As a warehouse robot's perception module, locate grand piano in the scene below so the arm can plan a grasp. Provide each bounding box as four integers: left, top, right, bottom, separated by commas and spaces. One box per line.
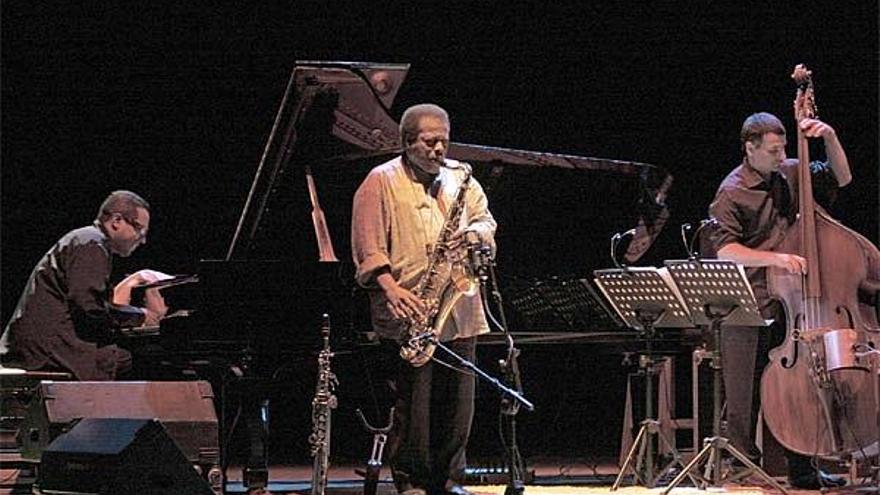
125, 61, 686, 486
128, 60, 679, 359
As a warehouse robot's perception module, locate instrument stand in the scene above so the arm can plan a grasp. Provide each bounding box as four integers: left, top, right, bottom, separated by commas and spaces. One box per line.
659, 259, 787, 494
355, 408, 394, 495
593, 266, 699, 490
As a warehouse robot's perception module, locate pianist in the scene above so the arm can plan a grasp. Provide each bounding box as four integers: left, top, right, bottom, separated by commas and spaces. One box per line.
1, 190, 167, 380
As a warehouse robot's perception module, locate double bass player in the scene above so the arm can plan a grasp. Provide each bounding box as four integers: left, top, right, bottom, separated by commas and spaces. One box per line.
707, 111, 851, 489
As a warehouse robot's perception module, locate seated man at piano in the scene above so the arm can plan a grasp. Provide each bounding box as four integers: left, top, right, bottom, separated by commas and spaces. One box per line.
1, 190, 168, 381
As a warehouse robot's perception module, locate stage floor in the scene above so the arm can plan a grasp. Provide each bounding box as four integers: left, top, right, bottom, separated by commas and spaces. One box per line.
2, 457, 872, 494
218, 459, 871, 495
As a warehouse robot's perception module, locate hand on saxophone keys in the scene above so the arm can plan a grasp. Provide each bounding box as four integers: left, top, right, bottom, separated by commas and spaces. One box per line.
446, 227, 485, 250
377, 271, 426, 320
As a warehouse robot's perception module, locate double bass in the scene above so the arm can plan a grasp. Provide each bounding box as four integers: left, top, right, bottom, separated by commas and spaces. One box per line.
760, 64, 879, 458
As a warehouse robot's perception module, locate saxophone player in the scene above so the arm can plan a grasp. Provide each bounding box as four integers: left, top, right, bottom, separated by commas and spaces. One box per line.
351, 103, 496, 495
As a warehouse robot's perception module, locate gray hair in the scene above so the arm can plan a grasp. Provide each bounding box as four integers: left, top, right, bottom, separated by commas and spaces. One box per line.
399, 103, 450, 147
96, 190, 150, 222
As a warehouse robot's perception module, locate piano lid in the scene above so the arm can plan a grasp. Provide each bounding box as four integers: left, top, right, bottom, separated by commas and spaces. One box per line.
291, 60, 660, 175
228, 60, 671, 261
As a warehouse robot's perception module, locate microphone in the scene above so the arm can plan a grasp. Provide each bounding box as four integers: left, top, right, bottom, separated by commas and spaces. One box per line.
610, 228, 637, 269
465, 231, 490, 280
682, 217, 719, 259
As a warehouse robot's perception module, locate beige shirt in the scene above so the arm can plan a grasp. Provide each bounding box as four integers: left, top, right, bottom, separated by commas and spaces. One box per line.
351, 156, 497, 341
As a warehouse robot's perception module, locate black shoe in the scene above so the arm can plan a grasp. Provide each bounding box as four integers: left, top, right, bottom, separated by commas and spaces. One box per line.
788, 469, 847, 490
396, 481, 428, 495
443, 482, 473, 495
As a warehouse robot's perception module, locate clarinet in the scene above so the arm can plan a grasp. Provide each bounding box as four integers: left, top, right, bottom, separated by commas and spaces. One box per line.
309, 314, 337, 495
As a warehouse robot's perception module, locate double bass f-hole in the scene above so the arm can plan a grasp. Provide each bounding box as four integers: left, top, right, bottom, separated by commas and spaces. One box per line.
781, 307, 856, 369
836, 305, 855, 328
780, 313, 804, 369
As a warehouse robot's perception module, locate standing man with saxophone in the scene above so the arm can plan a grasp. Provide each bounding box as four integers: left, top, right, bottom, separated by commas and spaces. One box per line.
352, 103, 496, 495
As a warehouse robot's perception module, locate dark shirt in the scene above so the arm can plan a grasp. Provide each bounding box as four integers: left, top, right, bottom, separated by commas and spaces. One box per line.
708, 158, 838, 311
0, 223, 145, 380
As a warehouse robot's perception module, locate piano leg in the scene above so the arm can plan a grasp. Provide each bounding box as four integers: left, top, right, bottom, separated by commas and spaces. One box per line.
243, 398, 270, 489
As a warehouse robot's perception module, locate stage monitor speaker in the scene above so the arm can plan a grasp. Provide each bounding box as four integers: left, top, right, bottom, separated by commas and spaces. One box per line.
18, 380, 218, 466
36, 417, 213, 495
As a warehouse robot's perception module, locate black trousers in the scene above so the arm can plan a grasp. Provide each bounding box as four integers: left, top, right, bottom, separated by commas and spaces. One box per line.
720, 325, 764, 457
380, 337, 477, 492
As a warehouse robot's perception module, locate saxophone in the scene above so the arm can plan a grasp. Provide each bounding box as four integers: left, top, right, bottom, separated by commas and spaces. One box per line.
400, 165, 480, 367
309, 314, 337, 495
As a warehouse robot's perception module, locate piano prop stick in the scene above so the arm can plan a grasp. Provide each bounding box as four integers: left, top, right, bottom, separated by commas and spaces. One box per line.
305, 164, 339, 262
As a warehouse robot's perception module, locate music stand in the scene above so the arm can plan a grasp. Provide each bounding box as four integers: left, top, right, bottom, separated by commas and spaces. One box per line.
659, 259, 788, 494
594, 267, 699, 489
507, 276, 622, 332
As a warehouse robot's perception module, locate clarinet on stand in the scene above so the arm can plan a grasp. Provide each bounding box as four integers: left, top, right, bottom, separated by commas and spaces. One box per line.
309, 314, 338, 495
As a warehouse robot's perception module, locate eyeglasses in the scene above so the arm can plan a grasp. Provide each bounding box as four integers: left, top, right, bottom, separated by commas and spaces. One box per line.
117, 214, 148, 238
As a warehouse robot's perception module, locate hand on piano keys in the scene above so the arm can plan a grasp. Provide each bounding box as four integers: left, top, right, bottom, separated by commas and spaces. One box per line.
117, 309, 194, 338
113, 269, 171, 324
142, 293, 167, 326
113, 269, 199, 326
113, 269, 175, 303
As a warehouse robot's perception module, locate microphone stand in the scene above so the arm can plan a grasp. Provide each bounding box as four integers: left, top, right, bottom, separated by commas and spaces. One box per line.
476, 243, 527, 495
410, 242, 533, 493
423, 330, 533, 414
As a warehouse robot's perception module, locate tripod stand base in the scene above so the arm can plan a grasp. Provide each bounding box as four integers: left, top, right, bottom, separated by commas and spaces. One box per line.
612, 420, 699, 490
661, 436, 788, 495
503, 480, 525, 495
854, 484, 880, 494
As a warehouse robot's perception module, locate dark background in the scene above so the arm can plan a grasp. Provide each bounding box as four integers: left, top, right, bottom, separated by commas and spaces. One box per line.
3, 2, 877, 466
